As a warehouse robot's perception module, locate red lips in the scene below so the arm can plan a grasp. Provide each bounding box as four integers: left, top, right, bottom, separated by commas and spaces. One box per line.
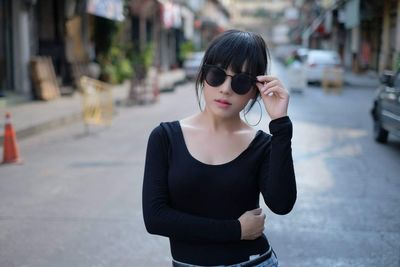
215, 99, 232, 105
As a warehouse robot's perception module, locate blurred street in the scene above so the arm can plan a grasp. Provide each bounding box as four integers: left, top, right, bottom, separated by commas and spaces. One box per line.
1, 0, 400, 266
1, 60, 399, 267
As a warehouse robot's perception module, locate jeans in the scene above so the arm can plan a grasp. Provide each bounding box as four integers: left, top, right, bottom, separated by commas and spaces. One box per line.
172, 249, 278, 267
246, 250, 278, 267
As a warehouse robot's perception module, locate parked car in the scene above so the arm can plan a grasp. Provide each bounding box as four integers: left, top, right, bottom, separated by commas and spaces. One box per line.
296, 47, 309, 62
304, 49, 343, 84
183, 51, 205, 80
371, 71, 400, 143
286, 54, 307, 93
273, 44, 301, 64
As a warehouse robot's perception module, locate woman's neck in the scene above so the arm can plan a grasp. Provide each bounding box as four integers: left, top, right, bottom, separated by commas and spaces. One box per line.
198, 108, 243, 133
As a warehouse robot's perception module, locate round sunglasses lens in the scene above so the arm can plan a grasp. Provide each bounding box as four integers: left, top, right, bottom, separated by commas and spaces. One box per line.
205, 67, 226, 87
232, 74, 253, 95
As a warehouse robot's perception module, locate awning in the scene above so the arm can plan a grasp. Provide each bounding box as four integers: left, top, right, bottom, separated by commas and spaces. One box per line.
159, 0, 182, 29
87, 0, 124, 22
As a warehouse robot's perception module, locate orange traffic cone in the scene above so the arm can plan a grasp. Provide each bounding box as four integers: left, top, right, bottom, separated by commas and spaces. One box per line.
2, 112, 22, 164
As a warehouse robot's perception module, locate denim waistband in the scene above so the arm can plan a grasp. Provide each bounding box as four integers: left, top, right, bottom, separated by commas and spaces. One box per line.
172, 246, 274, 267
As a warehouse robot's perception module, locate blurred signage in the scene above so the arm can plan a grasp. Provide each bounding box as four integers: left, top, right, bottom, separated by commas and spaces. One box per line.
285, 7, 299, 21
87, 0, 124, 22
344, 0, 359, 29
80, 76, 113, 126
161, 1, 181, 29
321, 0, 335, 9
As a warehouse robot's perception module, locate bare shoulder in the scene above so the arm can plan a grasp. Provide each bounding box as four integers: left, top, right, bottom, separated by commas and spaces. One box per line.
237, 123, 258, 139
179, 114, 202, 130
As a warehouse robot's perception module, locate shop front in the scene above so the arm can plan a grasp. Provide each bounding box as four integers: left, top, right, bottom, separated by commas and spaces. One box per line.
0, 0, 13, 97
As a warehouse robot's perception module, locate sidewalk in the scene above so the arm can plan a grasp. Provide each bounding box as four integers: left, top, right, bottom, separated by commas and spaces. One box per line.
343, 69, 380, 88
0, 69, 186, 144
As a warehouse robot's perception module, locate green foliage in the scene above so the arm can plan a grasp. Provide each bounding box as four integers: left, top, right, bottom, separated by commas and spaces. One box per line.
130, 42, 155, 81
97, 21, 134, 84
254, 8, 268, 18
95, 17, 157, 84
179, 41, 195, 62
118, 59, 133, 81
142, 42, 155, 70
395, 53, 400, 71
98, 45, 133, 84
100, 60, 114, 84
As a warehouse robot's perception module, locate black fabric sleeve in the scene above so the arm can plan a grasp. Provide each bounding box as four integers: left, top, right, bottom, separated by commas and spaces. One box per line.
142, 125, 242, 242
258, 116, 297, 215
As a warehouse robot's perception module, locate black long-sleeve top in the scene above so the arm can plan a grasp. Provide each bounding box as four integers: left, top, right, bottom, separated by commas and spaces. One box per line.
142, 116, 296, 266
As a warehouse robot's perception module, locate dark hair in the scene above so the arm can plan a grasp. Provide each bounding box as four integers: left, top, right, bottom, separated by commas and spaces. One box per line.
195, 30, 270, 113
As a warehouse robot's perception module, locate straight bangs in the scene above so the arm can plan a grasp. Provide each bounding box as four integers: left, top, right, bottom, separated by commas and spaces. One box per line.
206, 35, 266, 76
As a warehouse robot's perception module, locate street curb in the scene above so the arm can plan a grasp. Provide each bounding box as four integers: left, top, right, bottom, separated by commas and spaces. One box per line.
343, 81, 379, 89
0, 112, 82, 147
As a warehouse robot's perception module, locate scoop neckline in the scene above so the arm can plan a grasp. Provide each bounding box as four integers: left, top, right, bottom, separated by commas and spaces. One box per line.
175, 120, 262, 167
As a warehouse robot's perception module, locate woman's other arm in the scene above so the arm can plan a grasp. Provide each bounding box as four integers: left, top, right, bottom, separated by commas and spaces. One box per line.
258, 116, 297, 215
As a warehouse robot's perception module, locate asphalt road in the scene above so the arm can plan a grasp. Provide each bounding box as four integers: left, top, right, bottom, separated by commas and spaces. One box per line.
1, 63, 399, 267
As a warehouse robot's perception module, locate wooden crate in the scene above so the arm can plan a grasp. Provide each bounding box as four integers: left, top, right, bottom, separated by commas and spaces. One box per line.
322, 67, 343, 94
79, 76, 113, 126
30, 56, 60, 100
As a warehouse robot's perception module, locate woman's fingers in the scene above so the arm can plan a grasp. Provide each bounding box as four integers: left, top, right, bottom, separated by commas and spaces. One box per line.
238, 208, 266, 240
263, 86, 288, 98
256, 76, 277, 90
250, 208, 262, 215
265, 79, 280, 88
257, 76, 287, 95
257, 75, 277, 83
251, 224, 265, 240
261, 80, 280, 92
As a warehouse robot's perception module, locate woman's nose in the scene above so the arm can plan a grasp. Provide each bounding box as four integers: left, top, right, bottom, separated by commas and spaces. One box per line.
219, 77, 232, 94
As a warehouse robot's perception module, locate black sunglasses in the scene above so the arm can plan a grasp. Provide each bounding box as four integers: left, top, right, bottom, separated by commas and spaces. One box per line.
203, 64, 262, 95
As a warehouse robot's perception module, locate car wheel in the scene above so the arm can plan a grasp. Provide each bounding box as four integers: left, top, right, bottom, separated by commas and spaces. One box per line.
373, 119, 389, 143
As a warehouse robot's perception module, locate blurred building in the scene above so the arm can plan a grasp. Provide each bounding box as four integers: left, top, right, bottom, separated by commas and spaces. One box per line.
185, 0, 230, 49
0, 0, 46, 98
221, 0, 292, 45
0, 0, 193, 99
0, 0, 234, 99
0, 0, 114, 98
0, 0, 13, 98
296, 0, 400, 73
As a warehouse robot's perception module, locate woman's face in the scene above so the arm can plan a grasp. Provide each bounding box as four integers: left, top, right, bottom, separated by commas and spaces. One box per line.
202, 66, 257, 119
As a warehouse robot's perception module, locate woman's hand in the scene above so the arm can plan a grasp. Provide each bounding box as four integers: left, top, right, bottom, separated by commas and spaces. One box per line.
238, 208, 266, 240
256, 76, 289, 120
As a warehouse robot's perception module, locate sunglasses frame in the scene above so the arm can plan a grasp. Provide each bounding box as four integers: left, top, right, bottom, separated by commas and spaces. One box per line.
202, 64, 263, 95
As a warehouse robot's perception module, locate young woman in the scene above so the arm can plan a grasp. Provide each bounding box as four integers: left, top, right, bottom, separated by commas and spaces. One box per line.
142, 30, 296, 267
